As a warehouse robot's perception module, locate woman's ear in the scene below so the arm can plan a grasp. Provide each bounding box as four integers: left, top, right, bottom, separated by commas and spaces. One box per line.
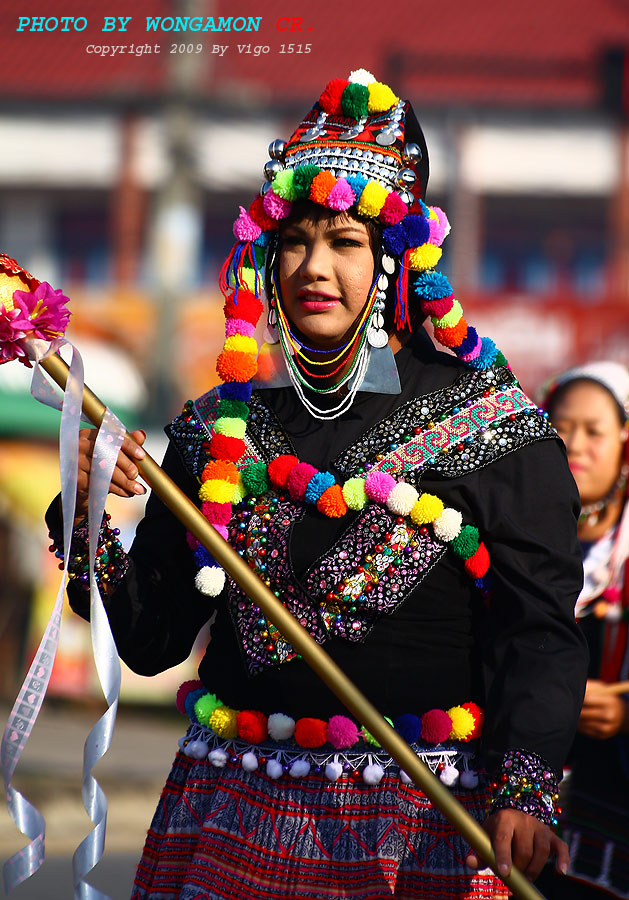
621, 425, 629, 443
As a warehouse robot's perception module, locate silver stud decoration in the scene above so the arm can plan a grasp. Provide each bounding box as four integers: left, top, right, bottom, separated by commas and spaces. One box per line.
264, 159, 283, 182
268, 139, 287, 161
343, 116, 368, 140
300, 111, 328, 143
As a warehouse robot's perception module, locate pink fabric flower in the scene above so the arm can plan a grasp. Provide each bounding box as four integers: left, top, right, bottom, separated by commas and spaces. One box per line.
233, 205, 262, 242
12, 282, 71, 341
327, 715, 360, 749
263, 189, 292, 221
428, 207, 450, 246
0, 304, 29, 365
326, 178, 355, 211
364, 470, 396, 503
379, 192, 407, 225
225, 317, 255, 338
420, 294, 455, 319
420, 709, 453, 744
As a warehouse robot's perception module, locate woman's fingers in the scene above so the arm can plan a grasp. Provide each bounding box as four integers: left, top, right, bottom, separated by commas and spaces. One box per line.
76, 427, 148, 516
466, 809, 567, 882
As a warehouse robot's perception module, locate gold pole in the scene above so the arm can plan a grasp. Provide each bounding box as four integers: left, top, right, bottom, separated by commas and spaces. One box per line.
40, 349, 546, 900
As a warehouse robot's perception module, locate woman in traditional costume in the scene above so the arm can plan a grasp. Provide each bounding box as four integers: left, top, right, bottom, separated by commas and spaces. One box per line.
538, 362, 629, 899
48, 70, 587, 899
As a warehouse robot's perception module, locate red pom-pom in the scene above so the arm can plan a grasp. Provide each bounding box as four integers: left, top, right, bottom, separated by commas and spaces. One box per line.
461, 702, 484, 740
420, 709, 453, 744
175, 680, 204, 716
464, 542, 490, 578
319, 78, 348, 115
223, 290, 264, 325
316, 484, 348, 517
202, 459, 239, 484
249, 195, 277, 231
287, 462, 318, 501
268, 454, 299, 488
295, 717, 328, 748
237, 709, 268, 743
209, 433, 246, 462
201, 501, 232, 525
379, 192, 407, 225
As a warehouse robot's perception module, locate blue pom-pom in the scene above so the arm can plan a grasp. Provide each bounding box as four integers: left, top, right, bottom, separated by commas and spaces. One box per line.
413, 270, 453, 301
219, 382, 253, 402
467, 337, 498, 370
393, 713, 422, 744
304, 471, 335, 504
184, 688, 206, 722
345, 173, 368, 201
254, 231, 272, 248
457, 327, 478, 356
382, 224, 406, 256
403, 215, 430, 248
193, 546, 214, 567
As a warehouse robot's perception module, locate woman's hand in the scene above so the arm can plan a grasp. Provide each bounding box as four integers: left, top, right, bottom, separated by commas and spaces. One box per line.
466, 808, 569, 882
578, 679, 629, 739
75, 427, 147, 525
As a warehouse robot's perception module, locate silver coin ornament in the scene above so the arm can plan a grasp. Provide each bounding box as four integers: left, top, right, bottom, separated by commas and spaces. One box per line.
381, 254, 396, 275
268, 139, 287, 161
376, 130, 396, 146
264, 159, 283, 181
403, 142, 422, 164
368, 326, 389, 348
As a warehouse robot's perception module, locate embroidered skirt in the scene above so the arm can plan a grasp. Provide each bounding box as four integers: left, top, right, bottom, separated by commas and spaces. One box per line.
130, 729, 508, 900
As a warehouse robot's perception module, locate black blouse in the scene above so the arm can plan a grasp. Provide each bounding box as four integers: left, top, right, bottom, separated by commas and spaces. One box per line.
62, 330, 588, 775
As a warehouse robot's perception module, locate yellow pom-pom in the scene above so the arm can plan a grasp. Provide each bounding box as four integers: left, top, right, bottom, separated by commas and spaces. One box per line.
213, 416, 247, 439
209, 705, 238, 738
231, 475, 246, 504
229, 265, 259, 293
342, 477, 368, 510
367, 82, 399, 113
410, 493, 444, 525
224, 334, 258, 356
199, 479, 236, 504
447, 706, 476, 741
357, 181, 389, 217
432, 300, 463, 329
407, 244, 442, 272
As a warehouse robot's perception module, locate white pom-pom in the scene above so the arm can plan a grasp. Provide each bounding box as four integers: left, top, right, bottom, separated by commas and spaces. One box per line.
386, 482, 419, 516
195, 565, 226, 596
266, 758, 283, 780
325, 761, 343, 782
268, 713, 296, 741
289, 758, 311, 778
460, 769, 479, 789
185, 740, 209, 759
363, 763, 385, 785
400, 769, 413, 785
433, 508, 463, 542
439, 764, 460, 787
349, 68, 376, 85
242, 751, 258, 772
209, 748, 228, 767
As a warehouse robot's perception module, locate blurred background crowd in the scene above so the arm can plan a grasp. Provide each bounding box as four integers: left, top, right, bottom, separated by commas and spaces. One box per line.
0, 0, 628, 756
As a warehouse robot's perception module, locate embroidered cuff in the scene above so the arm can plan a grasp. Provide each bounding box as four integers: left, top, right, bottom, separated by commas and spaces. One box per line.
489, 748, 560, 826
48, 512, 129, 592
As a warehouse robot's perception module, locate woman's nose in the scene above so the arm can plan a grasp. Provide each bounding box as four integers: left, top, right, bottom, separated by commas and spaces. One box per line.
299, 240, 331, 281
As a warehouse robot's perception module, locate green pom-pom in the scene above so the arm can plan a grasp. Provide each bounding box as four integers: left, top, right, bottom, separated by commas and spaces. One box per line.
450, 524, 480, 559
273, 169, 298, 201
362, 716, 393, 747
341, 83, 369, 119
241, 461, 270, 495
194, 692, 222, 725
293, 165, 319, 198
218, 399, 249, 421
495, 350, 508, 368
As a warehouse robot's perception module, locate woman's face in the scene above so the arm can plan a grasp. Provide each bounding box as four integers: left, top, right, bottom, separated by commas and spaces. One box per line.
550, 380, 627, 505
278, 211, 375, 350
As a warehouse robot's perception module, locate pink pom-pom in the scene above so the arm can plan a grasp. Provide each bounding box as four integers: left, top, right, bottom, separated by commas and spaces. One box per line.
213, 524, 229, 540
263, 189, 292, 221
175, 680, 203, 715
201, 501, 232, 525
420, 709, 453, 744
186, 531, 200, 550
287, 462, 319, 501
421, 294, 455, 319
460, 337, 482, 362
233, 205, 262, 242
326, 177, 355, 211
379, 192, 407, 225
364, 470, 396, 503
225, 317, 255, 338
327, 715, 360, 750
428, 207, 450, 246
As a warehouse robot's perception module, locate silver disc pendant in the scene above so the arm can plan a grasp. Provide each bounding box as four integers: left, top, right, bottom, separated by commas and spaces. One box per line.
376, 130, 396, 146
368, 327, 388, 348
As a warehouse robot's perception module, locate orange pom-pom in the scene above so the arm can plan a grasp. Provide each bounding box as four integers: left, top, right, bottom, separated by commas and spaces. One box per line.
461, 702, 484, 740
209, 434, 245, 462
316, 484, 348, 518
295, 717, 328, 748
267, 454, 299, 488
310, 170, 337, 205
216, 350, 258, 383
434, 318, 468, 348
319, 78, 348, 115
464, 542, 490, 578
249, 195, 277, 231
223, 290, 264, 325
236, 709, 268, 743
202, 459, 239, 484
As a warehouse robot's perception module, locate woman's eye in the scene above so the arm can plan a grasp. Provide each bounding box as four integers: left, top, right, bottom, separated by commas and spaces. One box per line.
334, 238, 362, 248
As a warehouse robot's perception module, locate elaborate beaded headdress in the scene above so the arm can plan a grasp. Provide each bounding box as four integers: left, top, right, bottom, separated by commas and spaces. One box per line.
188, 70, 507, 597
